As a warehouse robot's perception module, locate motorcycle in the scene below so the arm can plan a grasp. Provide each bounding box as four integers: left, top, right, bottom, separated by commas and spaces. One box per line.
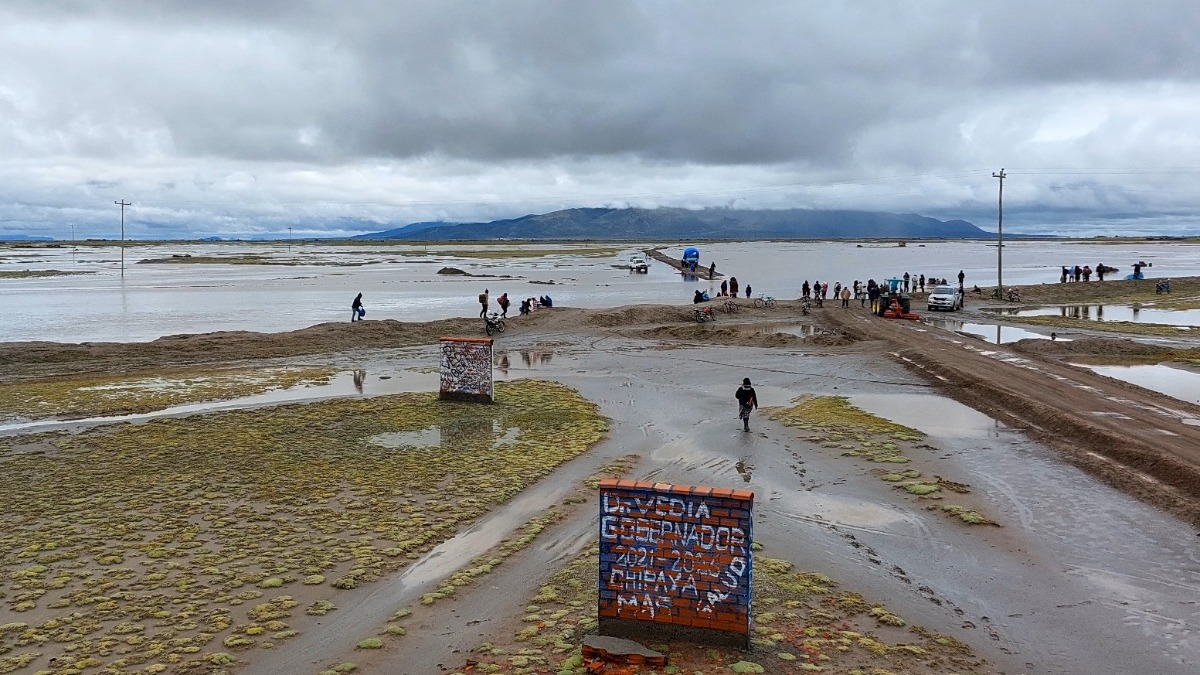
692, 307, 716, 323
484, 312, 506, 335
800, 297, 811, 315
1156, 279, 1171, 294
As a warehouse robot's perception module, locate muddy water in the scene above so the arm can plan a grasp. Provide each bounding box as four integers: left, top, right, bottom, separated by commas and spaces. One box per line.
517, 336, 1200, 675
48, 330, 1199, 674
1077, 363, 1200, 406
927, 317, 1064, 344
998, 304, 1200, 327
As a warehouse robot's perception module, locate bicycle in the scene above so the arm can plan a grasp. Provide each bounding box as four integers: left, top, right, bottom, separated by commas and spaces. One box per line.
720, 299, 740, 313
753, 294, 777, 309
484, 312, 506, 335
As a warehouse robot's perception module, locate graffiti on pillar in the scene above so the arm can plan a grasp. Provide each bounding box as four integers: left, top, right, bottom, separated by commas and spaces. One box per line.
598, 479, 754, 639
439, 337, 494, 403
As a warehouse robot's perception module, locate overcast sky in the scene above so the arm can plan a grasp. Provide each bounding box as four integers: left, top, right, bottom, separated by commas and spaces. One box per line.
3, 0, 1200, 239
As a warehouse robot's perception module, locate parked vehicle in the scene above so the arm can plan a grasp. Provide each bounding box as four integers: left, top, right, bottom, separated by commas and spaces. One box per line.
1156, 279, 1171, 294
692, 306, 716, 322
628, 254, 649, 273
484, 312, 506, 335
927, 285, 964, 311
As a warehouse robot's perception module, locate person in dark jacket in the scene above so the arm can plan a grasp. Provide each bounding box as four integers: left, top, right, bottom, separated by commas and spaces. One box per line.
735, 377, 758, 432
351, 293, 363, 322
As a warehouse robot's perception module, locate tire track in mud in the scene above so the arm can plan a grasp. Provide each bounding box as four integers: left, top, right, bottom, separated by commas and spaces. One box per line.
825, 309, 1200, 527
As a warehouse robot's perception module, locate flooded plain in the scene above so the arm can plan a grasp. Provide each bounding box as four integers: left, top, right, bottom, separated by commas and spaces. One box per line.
5, 238, 1200, 342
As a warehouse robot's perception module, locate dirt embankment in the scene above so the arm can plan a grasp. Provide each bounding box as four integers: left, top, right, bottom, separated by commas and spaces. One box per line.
0, 318, 479, 382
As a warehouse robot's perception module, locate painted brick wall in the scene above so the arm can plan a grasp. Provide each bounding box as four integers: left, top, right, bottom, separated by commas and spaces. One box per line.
598, 479, 754, 639
439, 337, 494, 403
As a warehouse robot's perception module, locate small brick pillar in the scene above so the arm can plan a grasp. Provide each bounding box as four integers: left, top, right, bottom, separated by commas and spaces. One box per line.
438, 337, 494, 403
597, 479, 754, 648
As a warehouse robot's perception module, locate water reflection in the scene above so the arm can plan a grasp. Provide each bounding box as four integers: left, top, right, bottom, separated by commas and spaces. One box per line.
996, 304, 1200, 327
1075, 363, 1200, 405
928, 318, 1064, 344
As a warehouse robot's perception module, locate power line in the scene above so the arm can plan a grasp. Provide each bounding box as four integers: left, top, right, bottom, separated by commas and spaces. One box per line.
114, 199, 131, 276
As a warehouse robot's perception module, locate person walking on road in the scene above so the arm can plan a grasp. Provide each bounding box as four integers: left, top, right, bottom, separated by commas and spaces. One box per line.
735, 377, 758, 432
478, 289, 490, 318
351, 293, 363, 322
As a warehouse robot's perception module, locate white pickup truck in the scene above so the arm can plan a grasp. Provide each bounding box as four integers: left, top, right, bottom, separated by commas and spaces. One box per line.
927, 285, 963, 311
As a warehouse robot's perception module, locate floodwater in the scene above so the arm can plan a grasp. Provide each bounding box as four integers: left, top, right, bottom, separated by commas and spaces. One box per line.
4, 238, 1199, 342
926, 317, 1064, 343
1077, 362, 1200, 405
996, 304, 1200, 328
0, 368, 442, 436
849, 392, 1004, 437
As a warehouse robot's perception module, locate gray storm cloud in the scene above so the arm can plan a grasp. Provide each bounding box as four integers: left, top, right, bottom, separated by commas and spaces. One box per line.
1, 0, 1199, 238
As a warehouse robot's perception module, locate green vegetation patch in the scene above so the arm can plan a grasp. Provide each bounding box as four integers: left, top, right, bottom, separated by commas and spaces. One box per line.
768, 396, 922, 441
0, 379, 606, 671
451, 549, 987, 674
0, 269, 95, 279
0, 366, 337, 421
768, 396, 923, 463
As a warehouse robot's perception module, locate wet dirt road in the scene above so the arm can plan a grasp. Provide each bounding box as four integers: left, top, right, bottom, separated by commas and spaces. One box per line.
823, 306, 1200, 525
259, 322, 1200, 675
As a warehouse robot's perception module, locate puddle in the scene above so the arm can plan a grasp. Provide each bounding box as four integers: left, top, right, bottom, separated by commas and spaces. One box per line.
753, 324, 826, 338
1074, 363, 1200, 405
848, 393, 1002, 438
993, 304, 1200, 328
0, 369, 442, 436
928, 318, 1065, 344
495, 349, 556, 370
735, 459, 753, 483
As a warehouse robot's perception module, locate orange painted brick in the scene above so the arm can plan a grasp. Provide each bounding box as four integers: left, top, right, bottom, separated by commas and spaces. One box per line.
599, 478, 619, 489
709, 487, 734, 498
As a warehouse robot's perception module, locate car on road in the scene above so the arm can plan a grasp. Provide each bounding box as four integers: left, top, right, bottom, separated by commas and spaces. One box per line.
927, 285, 963, 311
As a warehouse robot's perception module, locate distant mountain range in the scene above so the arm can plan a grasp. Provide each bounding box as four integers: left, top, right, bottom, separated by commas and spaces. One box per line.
354, 207, 991, 241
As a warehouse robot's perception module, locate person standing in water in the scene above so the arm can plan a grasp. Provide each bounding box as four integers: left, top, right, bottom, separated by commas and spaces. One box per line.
735, 377, 758, 432
351, 293, 363, 322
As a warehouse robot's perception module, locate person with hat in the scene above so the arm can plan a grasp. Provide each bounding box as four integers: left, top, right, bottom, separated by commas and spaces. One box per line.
735, 377, 758, 432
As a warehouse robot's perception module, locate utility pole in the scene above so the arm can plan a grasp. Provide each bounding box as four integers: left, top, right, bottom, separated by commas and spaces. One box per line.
114, 200, 131, 276
992, 169, 1006, 298
288, 227, 293, 253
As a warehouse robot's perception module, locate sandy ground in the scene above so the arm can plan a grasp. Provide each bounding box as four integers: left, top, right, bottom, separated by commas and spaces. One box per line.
3, 283, 1200, 674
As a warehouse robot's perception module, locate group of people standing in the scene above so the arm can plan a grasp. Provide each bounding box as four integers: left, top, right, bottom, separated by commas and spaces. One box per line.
715, 275, 751, 299
1061, 263, 1117, 282
478, 289, 552, 318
